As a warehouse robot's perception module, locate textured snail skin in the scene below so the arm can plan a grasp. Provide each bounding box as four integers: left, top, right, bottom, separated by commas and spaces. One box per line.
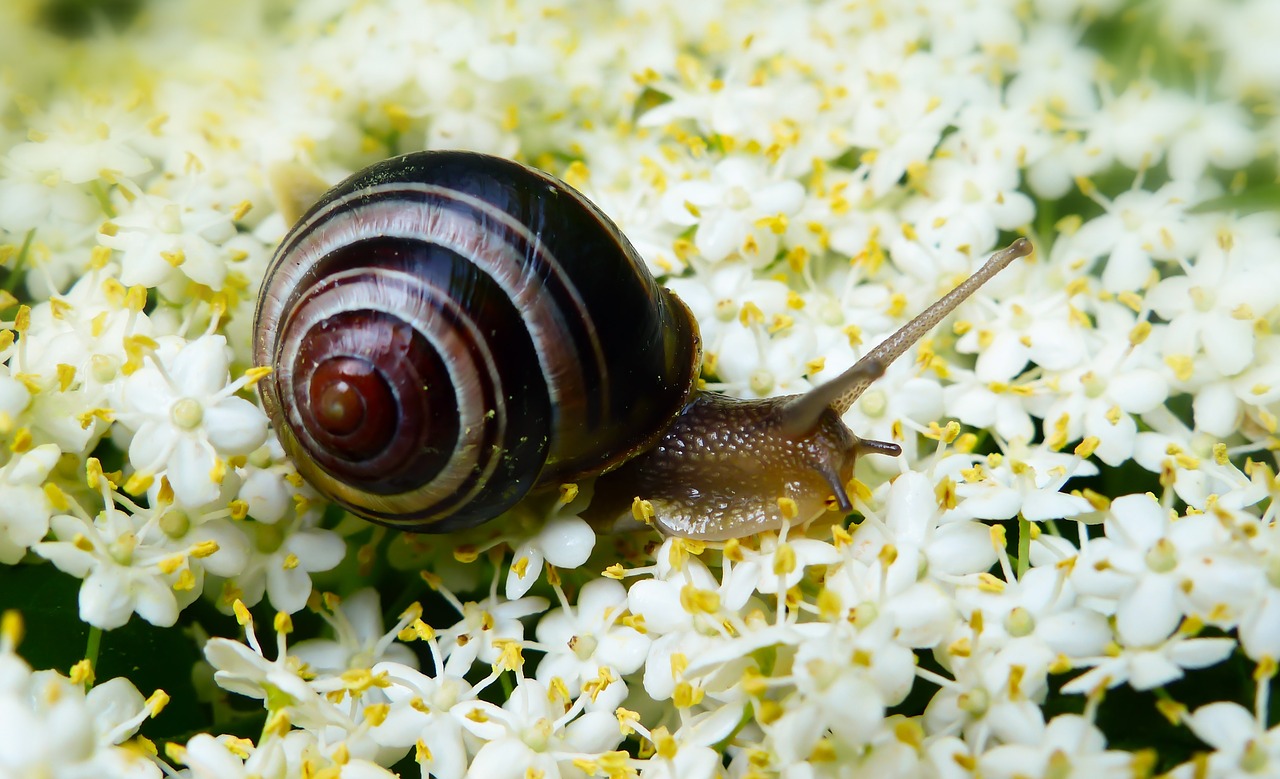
586, 395, 869, 540
585, 239, 1034, 540
254, 151, 699, 531
255, 149, 1032, 540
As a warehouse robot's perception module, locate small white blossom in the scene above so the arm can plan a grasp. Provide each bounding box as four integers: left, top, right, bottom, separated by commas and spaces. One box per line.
505, 502, 595, 599
99, 190, 239, 290
370, 660, 474, 779
0, 616, 165, 779
977, 714, 1136, 779
941, 451, 1096, 524
535, 578, 649, 702
458, 678, 622, 779
0, 443, 59, 564
660, 157, 804, 264
1062, 630, 1236, 694
1147, 236, 1280, 379
292, 588, 419, 675
1055, 180, 1206, 292
204, 605, 347, 732
436, 589, 549, 675
232, 514, 345, 614
118, 334, 268, 508
1073, 494, 1225, 646
35, 507, 181, 630
1168, 701, 1280, 779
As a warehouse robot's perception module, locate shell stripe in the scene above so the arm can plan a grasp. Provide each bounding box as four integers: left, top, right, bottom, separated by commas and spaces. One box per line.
276, 266, 509, 522
261, 181, 609, 452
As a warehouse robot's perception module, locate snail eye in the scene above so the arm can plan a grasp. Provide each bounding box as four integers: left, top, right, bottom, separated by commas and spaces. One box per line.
307, 356, 395, 459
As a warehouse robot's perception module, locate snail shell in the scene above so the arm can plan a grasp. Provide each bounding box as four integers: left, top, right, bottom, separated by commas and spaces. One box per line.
254, 151, 699, 531
255, 150, 1031, 539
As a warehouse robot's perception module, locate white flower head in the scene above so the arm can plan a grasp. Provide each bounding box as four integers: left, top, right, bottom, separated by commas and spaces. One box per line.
0, 443, 60, 564
118, 334, 267, 508
534, 578, 650, 701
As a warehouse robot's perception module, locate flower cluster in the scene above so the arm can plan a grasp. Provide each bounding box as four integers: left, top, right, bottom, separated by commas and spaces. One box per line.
2, 0, 1279, 776
0, 611, 168, 778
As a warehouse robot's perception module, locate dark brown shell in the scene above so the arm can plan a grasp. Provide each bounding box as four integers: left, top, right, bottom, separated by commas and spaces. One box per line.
254, 151, 701, 531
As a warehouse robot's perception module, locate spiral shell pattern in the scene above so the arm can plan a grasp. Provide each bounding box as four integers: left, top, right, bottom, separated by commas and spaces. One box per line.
254, 151, 700, 531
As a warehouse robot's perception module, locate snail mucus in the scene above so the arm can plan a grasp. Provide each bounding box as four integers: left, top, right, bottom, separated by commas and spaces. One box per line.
253, 151, 1031, 541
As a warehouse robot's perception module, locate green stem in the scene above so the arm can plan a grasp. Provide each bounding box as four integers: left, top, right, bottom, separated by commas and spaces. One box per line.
3, 229, 34, 297
89, 181, 116, 218
1016, 515, 1031, 580
83, 626, 102, 689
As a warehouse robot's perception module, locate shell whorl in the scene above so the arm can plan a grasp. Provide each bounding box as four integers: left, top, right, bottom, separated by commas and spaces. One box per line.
254, 152, 701, 531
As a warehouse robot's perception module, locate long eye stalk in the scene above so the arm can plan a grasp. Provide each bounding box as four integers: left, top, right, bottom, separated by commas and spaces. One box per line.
780, 238, 1032, 435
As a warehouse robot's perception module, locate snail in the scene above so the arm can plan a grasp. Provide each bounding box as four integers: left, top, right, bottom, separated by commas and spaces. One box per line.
254, 150, 1031, 541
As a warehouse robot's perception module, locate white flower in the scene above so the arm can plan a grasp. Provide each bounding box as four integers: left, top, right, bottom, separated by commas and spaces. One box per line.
843, 68, 957, 198
636, 713, 737, 779
505, 507, 596, 599
370, 661, 474, 779
1037, 331, 1169, 466
902, 156, 1035, 263
1054, 180, 1206, 292
1062, 630, 1236, 694
99, 190, 238, 289
237, 439, 306, 525
785, 620, 901, 746
852, 469, 999, 586
1082, 81, 1196, 176
232, 515, 345, 614
1147, 235, 1280, 379
534, 578, 650, 701
436, 590, 549, 675
660, 157, 804, 264
176, 729, 398, 779
667, 264, 817, 397
0, 149, 98, 234
1166, 98, 1258, 182
118, 334, 268, 508
0, 618, 163, 779
457, 678, 622, 779
638, 67, 809, 151
640, 743, 721, 779
292, 588, 419, 674
20, 262, 154, 383
7, 104, 151, 185
925, 640, 1049, 752
0, 443, 59, 564
941, 450, 1096, 524
1239, 524, 1280, 660
1130, 410, 1258, 509
953, 291, 1087, 383
174, 733, 277, 779
1072, 494, 1225, 646
954, 565, 1111, 673
977, 714, 1135, 779
1168, 701, 1280, 779
204, 606, 346, 732
719, 533, 838, 611
943, 367, 1039, 444
144, 502, 251, 613
35, 508, 180, 630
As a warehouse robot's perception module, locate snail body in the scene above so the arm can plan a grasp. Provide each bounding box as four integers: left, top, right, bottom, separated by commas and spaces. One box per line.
254, 150, 1030, 540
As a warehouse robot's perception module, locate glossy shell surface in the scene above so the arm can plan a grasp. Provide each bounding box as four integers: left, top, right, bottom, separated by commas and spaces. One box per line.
254, 151, 700, 531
